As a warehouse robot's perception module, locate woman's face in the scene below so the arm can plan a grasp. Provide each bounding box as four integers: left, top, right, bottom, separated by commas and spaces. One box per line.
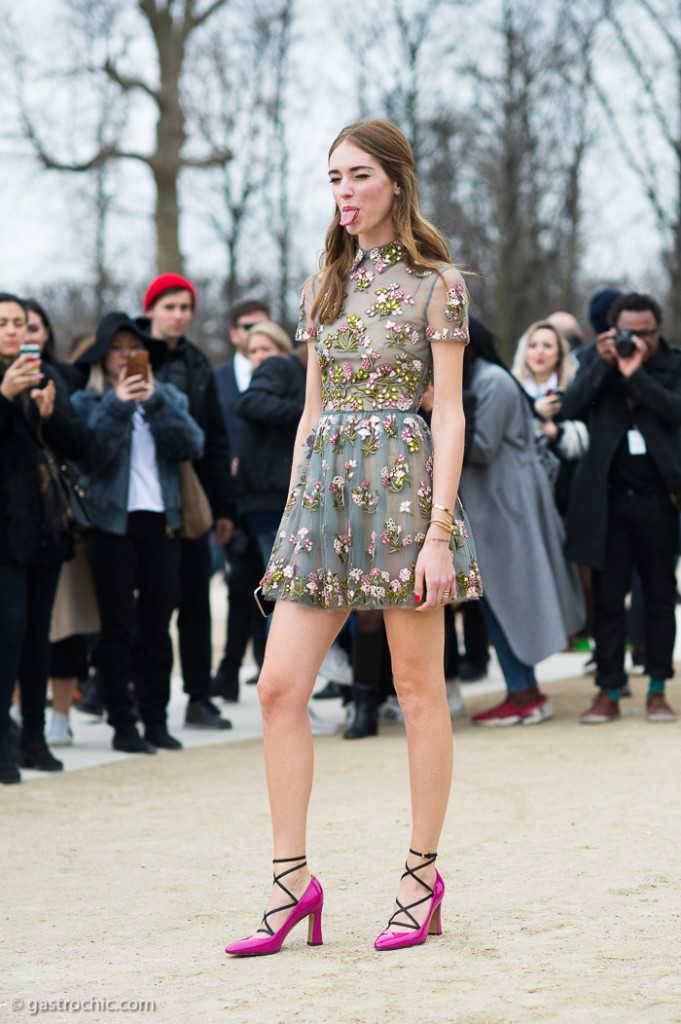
104, 330, 140, 380
526, 328, 560, 381
0, 302, 28, 357
328, 140, 399, 250
248, 333, 283, 370
26, 310, 50, 352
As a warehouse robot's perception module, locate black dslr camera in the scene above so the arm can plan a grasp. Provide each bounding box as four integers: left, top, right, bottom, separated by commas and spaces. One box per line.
614, 329, 637, 357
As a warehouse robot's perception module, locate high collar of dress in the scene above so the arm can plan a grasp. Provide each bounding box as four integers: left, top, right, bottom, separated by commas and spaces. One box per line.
351, 240, 405, 274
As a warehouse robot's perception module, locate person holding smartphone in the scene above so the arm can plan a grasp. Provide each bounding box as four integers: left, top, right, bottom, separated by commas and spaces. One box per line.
511, 320, 589, 515
0, 293, 89, 784
70, 313, 205, 753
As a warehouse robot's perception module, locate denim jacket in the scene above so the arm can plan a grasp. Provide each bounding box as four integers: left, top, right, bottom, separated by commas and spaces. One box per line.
70, 381, 204, 535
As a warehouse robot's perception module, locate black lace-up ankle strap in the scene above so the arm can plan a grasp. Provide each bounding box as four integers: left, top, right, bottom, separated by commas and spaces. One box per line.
257, 856, 307, 937
386, 849, 438, 932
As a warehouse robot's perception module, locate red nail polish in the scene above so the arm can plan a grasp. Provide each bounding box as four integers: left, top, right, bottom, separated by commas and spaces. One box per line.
415, 595, 420, 603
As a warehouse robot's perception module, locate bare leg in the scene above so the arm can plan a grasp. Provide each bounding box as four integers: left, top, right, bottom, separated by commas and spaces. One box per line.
250, 600, 349, 936
51, 677, 76, 716
382, 607, 452, 931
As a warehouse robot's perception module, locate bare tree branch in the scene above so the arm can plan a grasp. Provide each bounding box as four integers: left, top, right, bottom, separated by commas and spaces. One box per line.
589, 69, 671, 234
103, 58, 158, 100
181, 148, 232, 167
607, 7, 677, 150
189, 0, 231, 31
636, 0, 681, 63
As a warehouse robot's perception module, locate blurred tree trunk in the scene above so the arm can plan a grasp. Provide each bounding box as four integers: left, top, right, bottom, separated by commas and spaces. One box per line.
18, 0, 233, 274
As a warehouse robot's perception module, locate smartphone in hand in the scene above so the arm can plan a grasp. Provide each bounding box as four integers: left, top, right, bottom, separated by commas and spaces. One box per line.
124, 350, 150, 380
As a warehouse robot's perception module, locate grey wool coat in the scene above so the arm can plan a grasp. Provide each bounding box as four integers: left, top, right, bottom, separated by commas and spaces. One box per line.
459, 358, 585, 665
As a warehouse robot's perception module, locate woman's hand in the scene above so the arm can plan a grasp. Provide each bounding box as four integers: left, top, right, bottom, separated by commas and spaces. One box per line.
114, 366, 154, 404
540, 419, 559, 441
534, 393, 561, 421
0, 352, 43, 400
31, 379, 56, 419
413, 536, 457, 611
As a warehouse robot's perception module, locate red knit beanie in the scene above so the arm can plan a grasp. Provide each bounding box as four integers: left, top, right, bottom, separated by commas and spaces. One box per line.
143, 273, 197, 312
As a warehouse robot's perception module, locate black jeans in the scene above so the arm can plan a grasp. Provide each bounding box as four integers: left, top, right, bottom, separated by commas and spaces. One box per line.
0, 560, 61, 740
593, 489, 678, 690
176, 533, 213, 699
220, 530, 267, 682
90, 513, 180, 731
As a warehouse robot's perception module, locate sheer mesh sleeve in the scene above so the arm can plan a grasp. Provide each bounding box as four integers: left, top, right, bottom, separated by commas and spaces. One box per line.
295, 275, 323, 344
424, 267, 469, 344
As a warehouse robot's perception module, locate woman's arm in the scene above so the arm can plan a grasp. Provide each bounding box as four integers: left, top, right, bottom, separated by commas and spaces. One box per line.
414, 338, 466, 610
415, 267, 468, 610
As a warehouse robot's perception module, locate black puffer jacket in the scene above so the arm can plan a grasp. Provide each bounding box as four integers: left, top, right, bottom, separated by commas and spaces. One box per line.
0, 365, 89, 566
134, 320, 234, 520
235, 353, 306, 516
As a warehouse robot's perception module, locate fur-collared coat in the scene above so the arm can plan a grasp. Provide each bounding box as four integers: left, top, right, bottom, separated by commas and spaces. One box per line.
70, 381, 204, 536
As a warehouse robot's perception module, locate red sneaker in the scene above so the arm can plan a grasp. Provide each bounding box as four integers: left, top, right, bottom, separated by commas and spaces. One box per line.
472, 695, 553, 727
646, 692, 677, 722
579, 692, 620, 724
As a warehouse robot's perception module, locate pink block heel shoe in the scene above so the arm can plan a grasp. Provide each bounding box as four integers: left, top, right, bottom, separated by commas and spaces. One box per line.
374, 849, 445, 951
225, 855, 323, 956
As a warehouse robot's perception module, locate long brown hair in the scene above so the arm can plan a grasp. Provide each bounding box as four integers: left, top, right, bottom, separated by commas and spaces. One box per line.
311, 120, 452, 325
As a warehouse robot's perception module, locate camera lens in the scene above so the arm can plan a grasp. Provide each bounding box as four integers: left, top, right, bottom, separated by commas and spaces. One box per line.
614, 330, 636, 357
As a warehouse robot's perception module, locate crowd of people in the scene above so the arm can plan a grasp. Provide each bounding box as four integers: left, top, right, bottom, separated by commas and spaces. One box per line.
1, 232, 679, 788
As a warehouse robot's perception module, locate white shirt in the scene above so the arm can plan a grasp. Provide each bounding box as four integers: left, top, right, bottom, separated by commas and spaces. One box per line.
234, 351, 253, 393
127, 406, 165, 512
523, 371, 558, 399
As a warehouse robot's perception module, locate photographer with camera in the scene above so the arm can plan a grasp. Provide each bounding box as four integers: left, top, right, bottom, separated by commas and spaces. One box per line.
561, 293, 681, 724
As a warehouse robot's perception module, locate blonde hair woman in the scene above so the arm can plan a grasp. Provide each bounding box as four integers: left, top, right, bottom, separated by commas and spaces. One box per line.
512, 320, 588, 514
246, 321, 293, 368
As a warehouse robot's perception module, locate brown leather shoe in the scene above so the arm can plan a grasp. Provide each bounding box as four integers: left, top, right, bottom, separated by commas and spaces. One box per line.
579, 691, 620, 724
646, 692, 677, 722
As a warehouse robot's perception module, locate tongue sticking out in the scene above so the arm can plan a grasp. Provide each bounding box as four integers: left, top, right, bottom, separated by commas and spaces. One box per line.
340, 207, 359, 226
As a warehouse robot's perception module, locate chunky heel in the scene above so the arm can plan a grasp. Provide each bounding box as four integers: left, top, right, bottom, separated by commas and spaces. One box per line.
374, 849, 445, 951
428, 900, 443, 936
226, 855, 324, 957
307, 905, 324, 946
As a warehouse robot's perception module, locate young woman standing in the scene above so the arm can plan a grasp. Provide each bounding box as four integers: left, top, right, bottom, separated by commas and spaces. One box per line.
225, 120, 482, 956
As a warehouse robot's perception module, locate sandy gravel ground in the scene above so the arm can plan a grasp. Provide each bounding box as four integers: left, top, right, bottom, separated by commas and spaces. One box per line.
3, 667, 681, 1024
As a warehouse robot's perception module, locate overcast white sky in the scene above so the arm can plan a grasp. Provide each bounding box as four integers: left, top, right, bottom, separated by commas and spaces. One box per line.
0, 0, 672, 315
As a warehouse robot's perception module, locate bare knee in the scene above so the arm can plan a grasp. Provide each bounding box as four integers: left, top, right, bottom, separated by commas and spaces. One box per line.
393, 669, 446, 723
257, 670, 309, 720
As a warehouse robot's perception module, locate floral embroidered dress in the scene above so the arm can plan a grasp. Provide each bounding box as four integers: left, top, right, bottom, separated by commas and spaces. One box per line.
261, 241, 483, 610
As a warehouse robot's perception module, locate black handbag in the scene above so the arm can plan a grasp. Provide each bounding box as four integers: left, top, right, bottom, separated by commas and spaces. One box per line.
56, 457, 93, 534
37, 446, 93, 535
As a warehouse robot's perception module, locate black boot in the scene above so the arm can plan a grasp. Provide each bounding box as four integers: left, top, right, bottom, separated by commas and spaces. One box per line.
17, 733, 63, 772
0, 738, 20, 785
344, 630, 384, 740
344, 683, 378, 739
75, 673, 104, 716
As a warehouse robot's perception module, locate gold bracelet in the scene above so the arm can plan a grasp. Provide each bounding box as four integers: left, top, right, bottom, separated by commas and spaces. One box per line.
432, 503, 454, 518
428, 519, 454, 534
